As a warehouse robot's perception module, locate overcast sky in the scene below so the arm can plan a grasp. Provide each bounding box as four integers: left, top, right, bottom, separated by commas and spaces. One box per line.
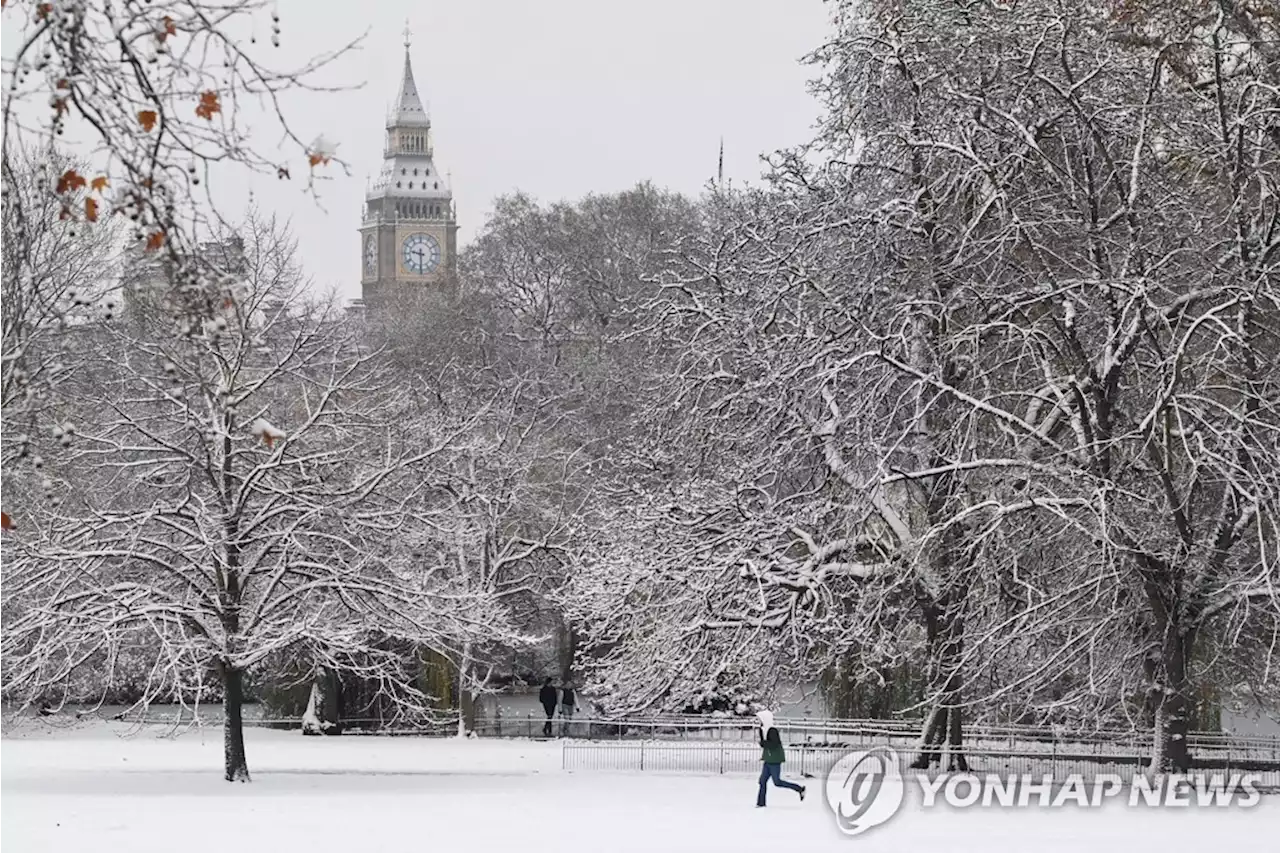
4, 0, 832, 303
252, 0, 829, 300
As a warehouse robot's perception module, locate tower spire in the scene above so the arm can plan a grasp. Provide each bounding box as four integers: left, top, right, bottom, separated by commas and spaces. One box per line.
718, 137, 724, 185
390, 21, 428, 127
361, 26, 458, 303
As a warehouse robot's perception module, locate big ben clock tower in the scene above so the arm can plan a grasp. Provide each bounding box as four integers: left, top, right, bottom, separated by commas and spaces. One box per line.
359, 24, 458, 303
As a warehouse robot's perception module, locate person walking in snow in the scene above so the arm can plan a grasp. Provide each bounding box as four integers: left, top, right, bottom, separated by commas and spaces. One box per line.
539, 677, 557, 738
755, 709, 805, 807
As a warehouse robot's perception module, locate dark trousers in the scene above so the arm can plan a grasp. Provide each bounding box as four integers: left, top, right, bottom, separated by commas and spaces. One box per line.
757, 762, 802, 806
542, 706, 555, 737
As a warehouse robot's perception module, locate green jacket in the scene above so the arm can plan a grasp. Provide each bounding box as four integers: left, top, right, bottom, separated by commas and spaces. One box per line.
760, 727, 785, 764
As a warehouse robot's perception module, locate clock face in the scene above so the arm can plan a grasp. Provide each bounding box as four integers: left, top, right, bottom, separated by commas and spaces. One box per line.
363, 234, 376, 276
401, 232, 441, 275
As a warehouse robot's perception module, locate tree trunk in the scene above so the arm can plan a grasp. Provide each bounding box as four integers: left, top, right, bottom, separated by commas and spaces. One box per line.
1156, 627, 1195, 772
910, 602, 968, 771
913, 704, 947, 769
910, 701, 968, 771
222, 664, 250, 782
558, 622, 579, 683
457, 642, 475, 738
1138, 554, 1197, 774
1150, 702, 1166, 777
946, 693, 966, 769
1141, 645, 1159, 729
302, 680, 324, 735
301, 666, 342, 736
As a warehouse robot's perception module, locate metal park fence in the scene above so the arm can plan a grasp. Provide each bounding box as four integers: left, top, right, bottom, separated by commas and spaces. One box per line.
562, 741, 841, 776
471, 713, 1280, 762
80, 702, 1280, 764
560, 740, 1280, 790
28, 703, 1280, 785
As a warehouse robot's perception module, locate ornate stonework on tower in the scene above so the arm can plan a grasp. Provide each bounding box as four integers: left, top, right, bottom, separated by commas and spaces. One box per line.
359, 24, 458, 303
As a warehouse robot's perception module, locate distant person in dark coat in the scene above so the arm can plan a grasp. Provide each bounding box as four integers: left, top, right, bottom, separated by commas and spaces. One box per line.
755, 709, 805, 807
539, 678, 557, 737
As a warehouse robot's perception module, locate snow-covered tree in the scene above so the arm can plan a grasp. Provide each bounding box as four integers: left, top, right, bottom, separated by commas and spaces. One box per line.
361, 279, 597, 733
2, 0, 353, 279
562, 175, 989, 766
2, 144, 124, 498
568, 0, 1280, 776
452, 185, 706, 687
0, 216, 521, 780
813, 0, 1280, 771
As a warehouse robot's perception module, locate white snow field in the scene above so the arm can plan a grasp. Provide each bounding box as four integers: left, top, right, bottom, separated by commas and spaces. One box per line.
2, 722, 1277, 852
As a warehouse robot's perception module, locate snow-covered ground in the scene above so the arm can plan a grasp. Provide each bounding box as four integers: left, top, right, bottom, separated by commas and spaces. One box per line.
2, 722, 1276, 852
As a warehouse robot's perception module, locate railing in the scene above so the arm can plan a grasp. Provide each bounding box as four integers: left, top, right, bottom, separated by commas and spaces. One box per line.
360, 208, 454, 225
41, 703, 1280, 763
561, 741, 1280, 789
382, 145, 435, 159
467, 713, 1280, 760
